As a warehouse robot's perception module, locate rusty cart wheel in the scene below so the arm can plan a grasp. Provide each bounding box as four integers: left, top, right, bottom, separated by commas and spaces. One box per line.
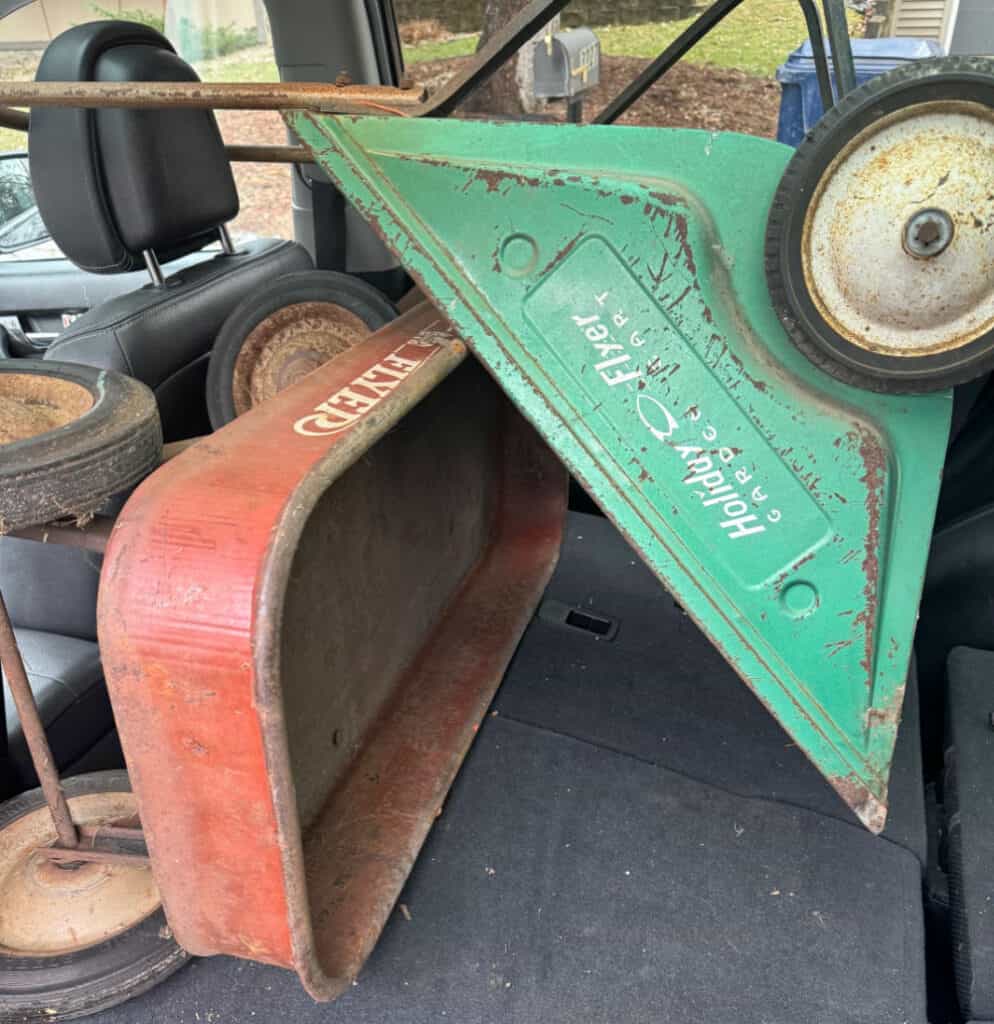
0, 361, 161, 533
766, 57, 994, 393
0, 771, 188, 1021
206, 269, 398, 427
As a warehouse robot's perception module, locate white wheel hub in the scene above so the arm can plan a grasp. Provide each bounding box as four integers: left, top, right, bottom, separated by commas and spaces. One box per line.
802, 100, 994, 356
0, 791, 160, 956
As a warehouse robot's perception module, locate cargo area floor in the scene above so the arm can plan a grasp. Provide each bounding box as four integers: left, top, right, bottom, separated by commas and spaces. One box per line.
92, 513, 928, 1024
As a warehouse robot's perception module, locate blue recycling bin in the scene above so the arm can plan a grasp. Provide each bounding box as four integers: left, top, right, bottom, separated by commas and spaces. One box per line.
776, 37, 945, 147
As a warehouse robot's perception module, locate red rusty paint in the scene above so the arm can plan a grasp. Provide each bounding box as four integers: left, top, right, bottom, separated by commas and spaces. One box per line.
471, 167, 543, 194
98, 303, 567, 997
828, 774, 887, 834
851, 425, 887, 681
537, 231, 586, 279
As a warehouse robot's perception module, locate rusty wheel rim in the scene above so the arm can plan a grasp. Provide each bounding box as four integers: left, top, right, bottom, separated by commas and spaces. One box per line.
801, 99, 994, 358
231, 301, 371, 416
0, 791, 160, 957
0, 374, 94, 445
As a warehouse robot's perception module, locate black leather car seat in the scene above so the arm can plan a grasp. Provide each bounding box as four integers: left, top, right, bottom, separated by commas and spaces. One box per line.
32, 20, 312, 440
2, 21, 311, 790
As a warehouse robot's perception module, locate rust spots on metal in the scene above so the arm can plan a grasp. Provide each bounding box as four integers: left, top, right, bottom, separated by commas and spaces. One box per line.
850, 425, 886, 679
648, 190, 686, 209
641, 201, 699, 281
722, 347, 771, 396
471, 167, 543, 194
866, 680, 906, 730
669, 214, 698, 278
829, 774, 887, 834
824, 638, 854, 658
537, 231, 586, 280
666, 285, 693, 312
0, 591, 79, 848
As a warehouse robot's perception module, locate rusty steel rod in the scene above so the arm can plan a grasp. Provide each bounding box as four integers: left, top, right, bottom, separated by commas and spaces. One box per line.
0, 105, 309, 163
0, 80, 424, 114
0, 591, 78, 848
9, 515, 115, 554
34, 820, 149, 867
78, 823, 144, 841
0, 0, 851, 134
224, 143, 311, 163
0, 104, 27, 130
0, 0, 563, 122
39, 846, 149, 867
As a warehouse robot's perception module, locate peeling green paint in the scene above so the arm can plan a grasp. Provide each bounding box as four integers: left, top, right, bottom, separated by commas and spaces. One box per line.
291, 112, 951, 831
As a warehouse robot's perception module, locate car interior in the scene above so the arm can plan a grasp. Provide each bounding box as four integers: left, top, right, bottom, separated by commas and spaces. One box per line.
1, 2, 994, 1023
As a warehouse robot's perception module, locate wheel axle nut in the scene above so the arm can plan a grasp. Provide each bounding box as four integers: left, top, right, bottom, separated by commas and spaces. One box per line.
903, 208, 954, 259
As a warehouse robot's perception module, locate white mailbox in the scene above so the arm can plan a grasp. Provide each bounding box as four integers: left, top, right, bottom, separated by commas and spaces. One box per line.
533, 27, 601, 100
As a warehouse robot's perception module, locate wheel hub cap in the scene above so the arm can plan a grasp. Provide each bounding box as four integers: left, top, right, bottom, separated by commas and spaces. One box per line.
0, 792, 160, 956
802, 100, 994, 356
232, 300, 369, 416
0, 375, 93, 445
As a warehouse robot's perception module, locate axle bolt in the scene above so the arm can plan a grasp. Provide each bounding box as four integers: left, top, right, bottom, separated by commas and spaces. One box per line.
903, 208, 954, 259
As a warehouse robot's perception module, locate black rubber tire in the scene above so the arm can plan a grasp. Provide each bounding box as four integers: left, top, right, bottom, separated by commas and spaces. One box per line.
0, 771, 189, 1022
766, 56, 994, 393
0, 361, 161, 532
206, 269, 398, 428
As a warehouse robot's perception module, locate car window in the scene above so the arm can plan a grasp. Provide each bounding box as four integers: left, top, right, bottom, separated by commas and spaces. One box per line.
0, 0, 289, 261
0, 154, 32, 218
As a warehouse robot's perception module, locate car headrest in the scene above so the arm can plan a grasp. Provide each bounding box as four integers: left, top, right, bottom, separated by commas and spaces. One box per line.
29, 21, 239, 275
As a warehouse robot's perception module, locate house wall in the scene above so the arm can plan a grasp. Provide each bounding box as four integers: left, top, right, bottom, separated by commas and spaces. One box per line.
886, 0, 951, 40
948, 0, 994, 54
884, 0, 993, 53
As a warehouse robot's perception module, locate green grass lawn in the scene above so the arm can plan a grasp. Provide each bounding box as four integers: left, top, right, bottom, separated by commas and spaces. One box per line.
194, 46, 278, 83
405, 0, 858, 78
0, 127, 22, 154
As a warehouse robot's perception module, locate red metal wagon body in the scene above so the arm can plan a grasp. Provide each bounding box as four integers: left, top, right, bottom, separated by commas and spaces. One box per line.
97, 303, 566, 997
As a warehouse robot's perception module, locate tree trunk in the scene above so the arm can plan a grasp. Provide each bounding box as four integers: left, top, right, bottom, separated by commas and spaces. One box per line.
461, 0, 557, 116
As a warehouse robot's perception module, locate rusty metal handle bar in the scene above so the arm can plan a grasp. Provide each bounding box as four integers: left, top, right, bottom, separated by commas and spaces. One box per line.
0, 0, 563, 122
0, 80, 424, 115
0, 104, 26, 130
0, 102, 310, 163
0, 590, 78, 848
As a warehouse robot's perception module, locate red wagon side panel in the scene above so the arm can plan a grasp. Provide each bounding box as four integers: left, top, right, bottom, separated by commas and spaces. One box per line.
98, 303, 566, 996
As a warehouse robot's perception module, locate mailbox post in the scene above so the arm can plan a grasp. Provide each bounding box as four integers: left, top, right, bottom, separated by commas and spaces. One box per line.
533, 27, 601, 123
